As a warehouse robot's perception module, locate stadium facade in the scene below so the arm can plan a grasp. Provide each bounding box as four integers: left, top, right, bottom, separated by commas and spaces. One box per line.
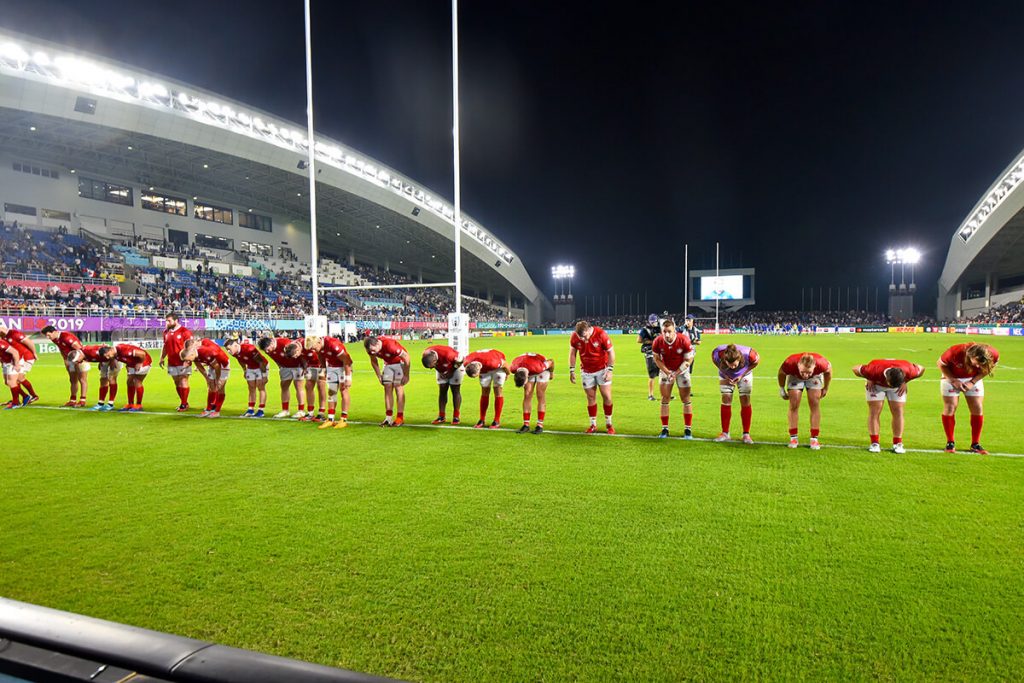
938, 148, 1024, 320
0, 30, 550, 323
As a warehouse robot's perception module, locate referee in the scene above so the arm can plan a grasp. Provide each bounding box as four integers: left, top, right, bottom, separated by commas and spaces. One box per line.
637, 314, 661, 400
682, 314, 703, 346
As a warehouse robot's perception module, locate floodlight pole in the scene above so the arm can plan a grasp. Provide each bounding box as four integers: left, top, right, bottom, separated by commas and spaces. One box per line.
303, 0, 320, 317
452, 0, 463, 315
683, 243, 688, 319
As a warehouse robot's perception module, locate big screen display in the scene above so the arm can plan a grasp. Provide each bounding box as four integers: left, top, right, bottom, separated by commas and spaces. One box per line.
700, 275, 743, 301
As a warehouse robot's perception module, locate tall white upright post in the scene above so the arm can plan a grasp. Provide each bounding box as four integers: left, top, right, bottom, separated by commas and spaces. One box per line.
303, 0, 320, 319
683, 243, 688, 319
715, 241, 720, 334
452, 0, 463, 315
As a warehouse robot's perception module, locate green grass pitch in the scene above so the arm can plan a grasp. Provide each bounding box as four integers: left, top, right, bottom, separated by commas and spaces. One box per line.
2, 332, 1023, 681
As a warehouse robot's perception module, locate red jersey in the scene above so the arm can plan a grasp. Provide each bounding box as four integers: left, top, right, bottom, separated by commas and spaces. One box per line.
231, 343, 267, 370
81, 345, 105, 363
0, 339, 21, 364
369, 336, 407, 365
511, 353, 549, 376
321, 338, 352, 368
4, 330, 35, 361
163, 325, 193, 367
780, 352, 831, 377
116, 344, 151, 368
940, 343, 1000, 378
570, 326, 613, 373
298, 340, 321, 369
264, 337, 303, 368
464, 349, 506, 373
652, 333, 694, 371
195, 339, 230, 368
426, 345, 460, 376
860, 359, 922, 387
54, 331, 82, 358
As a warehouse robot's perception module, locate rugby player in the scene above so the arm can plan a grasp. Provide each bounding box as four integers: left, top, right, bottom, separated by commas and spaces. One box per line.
511, 353, 554, 434
256, 335, 305, 418
304, 336, 353, 428
853, 358, 925, 453
711, 343, 760, 443
422, 345, 463, 424
0, 323, 38, 404
42, 326, 87, 406
159, 313, 193, 412
71, 344, 119, 411
0, 338, 26, 408
225, 338, 269, 417
651, 319, 695, 439
777, 352, 832, 450
100, 343, 152, 411
181, 338, 231, 418
364, 335, 410, 427
937, 343, 999, 454
463, 348, 512, 429
568, 320, 616, 434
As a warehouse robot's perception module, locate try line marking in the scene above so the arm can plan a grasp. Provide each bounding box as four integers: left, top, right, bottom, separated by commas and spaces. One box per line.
18, 405, 1024, 460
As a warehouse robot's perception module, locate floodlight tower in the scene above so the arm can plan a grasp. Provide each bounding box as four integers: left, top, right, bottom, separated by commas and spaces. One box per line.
885, 246, 920, 321
552, 264, 576, 325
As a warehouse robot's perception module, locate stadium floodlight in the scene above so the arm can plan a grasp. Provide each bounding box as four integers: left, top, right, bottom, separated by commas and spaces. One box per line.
902, 247, 921, 265
1, 42, 29, 63
885, 248, 896, 262
31, 51, 50, 66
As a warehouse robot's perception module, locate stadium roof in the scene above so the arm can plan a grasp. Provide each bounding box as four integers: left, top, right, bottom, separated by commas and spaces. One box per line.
939, 147, 1024, 295
0, 30, 542, 305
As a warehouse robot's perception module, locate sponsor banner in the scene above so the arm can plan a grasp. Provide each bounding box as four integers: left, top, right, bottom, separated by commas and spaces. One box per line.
1010, 328, 1024, 336
818, 327, 836, 334
922, 326, 947, 333
475, 321, 528, 330
856, 326, 888, 333
887, 326, 917, 333
992, 327, 1012, 336
1, 315, 206, 333
204, 318, 303, 331
37, 338, 162, 352
703, 328, 734, 334
837, 327, 857, 334
966, 327, 980, 334
2, 278, 120, 294
978, 327, 994, 335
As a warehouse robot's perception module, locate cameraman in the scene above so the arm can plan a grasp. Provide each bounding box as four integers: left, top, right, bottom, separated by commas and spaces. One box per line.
637, 313, 662, 400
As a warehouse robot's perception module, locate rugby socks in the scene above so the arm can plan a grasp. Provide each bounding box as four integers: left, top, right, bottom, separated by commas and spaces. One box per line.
741, 405, 752, 434
941, 414, 955, 441
127, 385, 137, 406
206, 391, 215, 411
108, 384, 117, 403
479, 395, 490, 422
135, 386, 144, 407
789, 427, 799, 437
870, 434, 880, 444
248, 401, 255, 410
10, 386, 21, 403
452, 408, 460, 421
494, 397, 504, 423
661, 413, 669, 427
214, 392, 225, 411
893, 436, 903, 445
537, 411, 545, 427
603, 402, 613, 425
588, 403, 598, 426
21, 379, 36, 397
810, 428, 820, 438
99, 385, 108, 402
523, 411, 530, 426
970, 415, 984, 444
720, 405, 732, 432
282, 401, 290, 411
684, 411, 693, 427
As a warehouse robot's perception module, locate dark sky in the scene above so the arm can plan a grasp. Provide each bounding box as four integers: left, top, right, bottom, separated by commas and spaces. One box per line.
4, 1, 1024, 313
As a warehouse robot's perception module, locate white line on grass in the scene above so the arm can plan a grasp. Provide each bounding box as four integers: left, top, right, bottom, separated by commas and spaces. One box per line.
21, 405, 1024, 460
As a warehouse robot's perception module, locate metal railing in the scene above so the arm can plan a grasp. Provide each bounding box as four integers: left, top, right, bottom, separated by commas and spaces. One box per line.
0, 271, 115, 286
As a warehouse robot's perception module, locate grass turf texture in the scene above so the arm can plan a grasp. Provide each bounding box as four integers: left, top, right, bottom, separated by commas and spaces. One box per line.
2, 332, 1023, 681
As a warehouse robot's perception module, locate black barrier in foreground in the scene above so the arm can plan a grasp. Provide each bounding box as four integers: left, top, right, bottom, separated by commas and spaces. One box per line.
0, 598, 401, 683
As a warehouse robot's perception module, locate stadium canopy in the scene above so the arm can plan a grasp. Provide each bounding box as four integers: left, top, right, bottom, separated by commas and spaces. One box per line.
937, 148, 1024, 320
0, 30, 548, 321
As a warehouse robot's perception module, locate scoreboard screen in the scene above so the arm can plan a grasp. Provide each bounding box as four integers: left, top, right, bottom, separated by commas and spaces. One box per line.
699, 275, 744, 301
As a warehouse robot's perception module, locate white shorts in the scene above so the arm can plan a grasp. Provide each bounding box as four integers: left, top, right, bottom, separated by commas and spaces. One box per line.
582, 367, 612, 389
204, 364, 230, 381
660, 369, 692, 389
437, 367, 466, 386
720, 373, 753, 395
941, 377, 985, 398
18, 359, 34, 374
479, 369, 507, 389
99, 361, 120, 380
278, 367, 304, 382
326, 366, 351, 389
381, 362, 405, 384
786, 374, 825, 391
244, 368, 268, 382
65, 358, 88, 373
866, 383, 907, 403
167, 364, 192, 377
2, 363, 16, 376
303, 367, 325, 381
526, 371, 551, 384
127, 364, 151, 376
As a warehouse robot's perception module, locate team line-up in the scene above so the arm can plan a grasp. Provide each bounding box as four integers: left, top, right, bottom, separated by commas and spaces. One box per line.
0, 314, 1000, 455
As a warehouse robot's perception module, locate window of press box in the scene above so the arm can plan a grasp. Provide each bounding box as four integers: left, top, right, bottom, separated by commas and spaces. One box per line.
194, 202, 233, 224
78, 177, 132, 206
195, 234, 234, 251
240, 241, 273, 257
142, 192, 187, 216
240, 211, 272, 232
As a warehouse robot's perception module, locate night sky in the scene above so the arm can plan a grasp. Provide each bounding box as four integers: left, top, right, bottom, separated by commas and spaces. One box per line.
4, 1, 1024, 313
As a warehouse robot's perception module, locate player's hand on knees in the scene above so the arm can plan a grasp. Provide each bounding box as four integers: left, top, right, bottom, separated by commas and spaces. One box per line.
820, 387, 828, 399
779, 387, 788, 400
897, 384, 908, 397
